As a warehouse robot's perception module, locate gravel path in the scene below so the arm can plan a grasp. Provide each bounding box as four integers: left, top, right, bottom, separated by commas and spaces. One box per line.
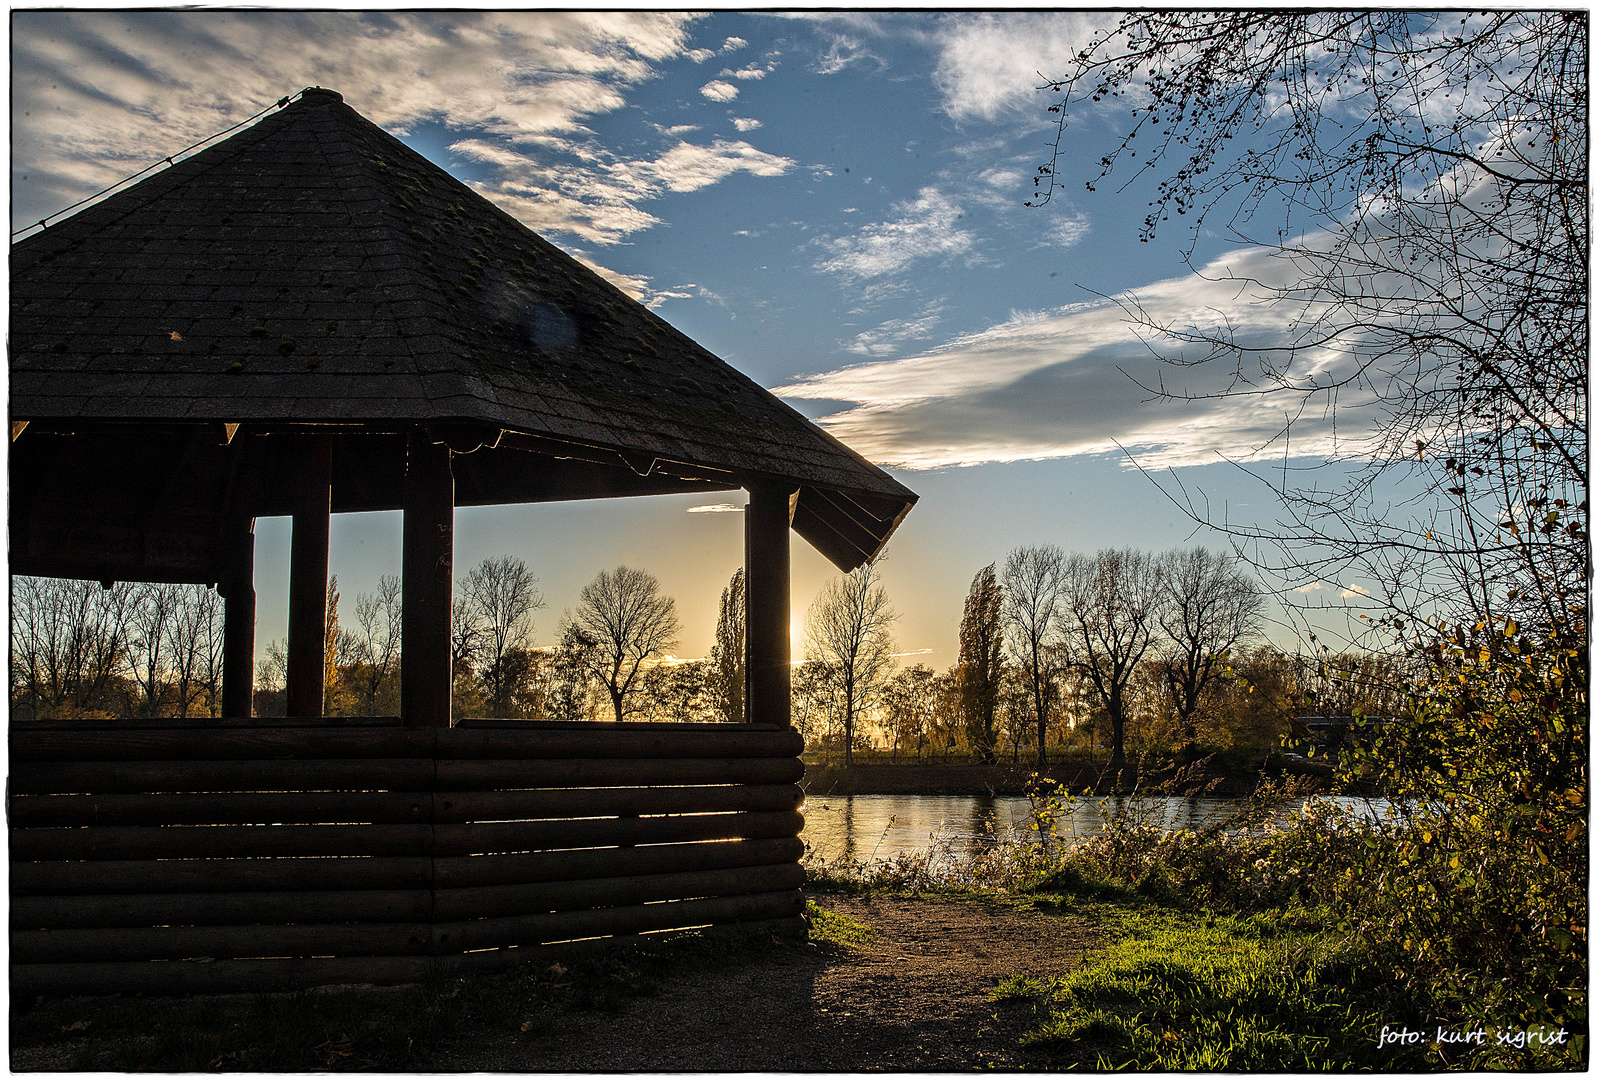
431, 893, 1099, 1071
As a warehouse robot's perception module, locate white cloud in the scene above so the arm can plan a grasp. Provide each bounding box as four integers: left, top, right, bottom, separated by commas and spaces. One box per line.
816, 36, 883, 75
1341, 584, 1372, 599
814, 187, 976, 281
1043, 211, 1090, 248
1293, 582, 1326, 593
10, 12, 789, 245
731, 117, 763, 132
642, 139, 793, 193
699, 80, 740, 102
722, 65, 769, 80
846, 304, 944, 357
721, 36, 748, 52
684, 48, 716, 63
687, 502, 745, 513
932, 12, 1114, 120
776, 239, 1389, 470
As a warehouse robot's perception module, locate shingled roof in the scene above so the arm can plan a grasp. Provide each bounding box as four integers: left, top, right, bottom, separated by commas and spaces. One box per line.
10, 87, 914, 573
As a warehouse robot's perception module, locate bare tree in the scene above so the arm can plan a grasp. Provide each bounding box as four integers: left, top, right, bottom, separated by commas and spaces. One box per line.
1058, 549, 1166, 771
348, 575, 403, 717
1002, 545, 1067, 766
254, 639, 289, 718
708, 568, 746, 723
166, 585, 223, 718
881, 664, 940, 762
128, 582, 184, 718
10, 576, 136, 718
572, 565, 681, 723
636, 660, 714, 723
1033, 13, 1586, 648
956, 564, 1004, 765
1155, 548, 1265, 761
459, 557, 545, 718
790, 658, 836, 757
545, 622, 599, 723
804, 560, 898, 767
450, 596, 484, 678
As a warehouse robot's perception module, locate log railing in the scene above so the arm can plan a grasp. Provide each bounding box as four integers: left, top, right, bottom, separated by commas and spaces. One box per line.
10, 718, 807, 996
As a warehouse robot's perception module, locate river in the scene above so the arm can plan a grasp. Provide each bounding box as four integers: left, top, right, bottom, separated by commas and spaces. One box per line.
799, 792, 1389, 864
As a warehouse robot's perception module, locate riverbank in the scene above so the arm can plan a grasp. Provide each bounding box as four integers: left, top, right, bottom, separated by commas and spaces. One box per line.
800, 756, 1333, 799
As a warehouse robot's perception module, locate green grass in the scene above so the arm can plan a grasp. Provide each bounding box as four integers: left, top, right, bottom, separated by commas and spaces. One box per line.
1013, 903, 1591, 1071
804, 899, 874, 951
1021, 907, 1402, 1070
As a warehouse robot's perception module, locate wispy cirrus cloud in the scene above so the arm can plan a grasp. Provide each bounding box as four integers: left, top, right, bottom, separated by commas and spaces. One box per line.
777, 240, 1382, 470
814, 187, 976, 282
846, 304, 945, 356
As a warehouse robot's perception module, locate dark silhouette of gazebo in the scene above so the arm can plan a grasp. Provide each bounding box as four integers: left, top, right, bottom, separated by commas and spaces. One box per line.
10, 86, 915, 728
6, 87, 916, 996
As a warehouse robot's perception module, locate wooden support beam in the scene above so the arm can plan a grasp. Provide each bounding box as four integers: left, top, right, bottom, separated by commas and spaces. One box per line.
745, 482, 796, 728
401, 432, 454, 728
285, 437, 332, 718
219, 518, 255, 718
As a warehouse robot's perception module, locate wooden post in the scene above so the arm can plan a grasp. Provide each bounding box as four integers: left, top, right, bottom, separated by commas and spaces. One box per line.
745, 482, 796, 728
285, 437, 332, 718
219, 518, 256, 718
401, 431, 454, 728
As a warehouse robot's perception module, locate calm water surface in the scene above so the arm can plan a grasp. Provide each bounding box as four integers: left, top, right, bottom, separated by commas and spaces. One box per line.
800, 793, 1387, 863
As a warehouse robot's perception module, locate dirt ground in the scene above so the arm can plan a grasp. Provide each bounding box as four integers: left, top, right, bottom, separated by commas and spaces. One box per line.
431, 893, 1100, 1071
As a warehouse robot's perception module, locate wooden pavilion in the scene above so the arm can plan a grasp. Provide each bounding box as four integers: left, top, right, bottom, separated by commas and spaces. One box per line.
8, 87, 916, 994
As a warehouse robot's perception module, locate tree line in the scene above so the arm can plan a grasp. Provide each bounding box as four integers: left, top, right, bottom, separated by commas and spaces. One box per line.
796, 546, 1407, 768
11, 546, 1402, 753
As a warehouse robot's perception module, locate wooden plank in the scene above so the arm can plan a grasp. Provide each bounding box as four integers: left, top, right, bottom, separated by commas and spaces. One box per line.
10, 823, 433, 862
10, 837, 804, 896
431, 836, 805, 889
9, 782, 801, 827
11, 890, 803, 965
11, 809, 803, 862
13, 866, 803, 930
11, 919, 434, 964
9, 757, 436, 796
9, 790, 435, 827
431, 783, 802, 823
13, 716, 403, 731
433, 862, 806, 921
9, 727, 435, 763
12, 888, 432, 930
431, 810, 805, 856
11, 916, 807, 997
431, 756, 804, 790
434, 726, 803, 759
12, 854, 436, 896
12, 955, 438, 998
434, 888, 805, 952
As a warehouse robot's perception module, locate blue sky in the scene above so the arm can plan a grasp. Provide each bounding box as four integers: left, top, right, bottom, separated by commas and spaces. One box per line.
11, 11, 1384, 665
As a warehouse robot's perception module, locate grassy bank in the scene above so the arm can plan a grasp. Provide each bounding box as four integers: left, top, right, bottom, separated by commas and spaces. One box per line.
803, 783, 1586, 1072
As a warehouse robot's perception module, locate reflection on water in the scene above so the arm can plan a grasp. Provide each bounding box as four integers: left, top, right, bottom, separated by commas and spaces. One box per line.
800, 792, 1388, 863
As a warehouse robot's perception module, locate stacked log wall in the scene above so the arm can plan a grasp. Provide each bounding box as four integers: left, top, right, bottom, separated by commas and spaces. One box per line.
10, 718, 806, 996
